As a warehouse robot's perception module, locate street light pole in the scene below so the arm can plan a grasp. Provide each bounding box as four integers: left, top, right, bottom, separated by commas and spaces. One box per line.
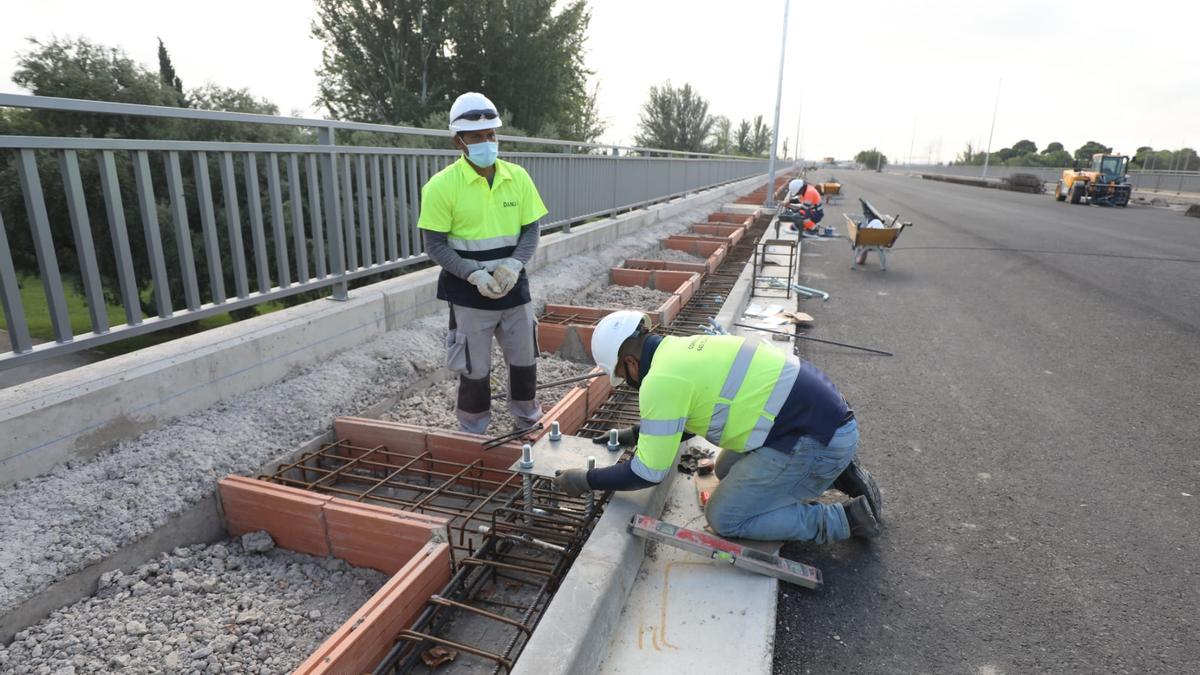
764, 0, 790, 209
793, 102, 802, 163
981, 78, 1001, 179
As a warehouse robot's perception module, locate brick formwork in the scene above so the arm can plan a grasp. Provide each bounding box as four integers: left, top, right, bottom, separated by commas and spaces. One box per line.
216, 476, 452, 675
691, 223, 745, 246
662, 237, 728, 271
326, 363, 610, 471
706, 212, 754, 228
539, 268, 701, 358
294, 542, 453, 675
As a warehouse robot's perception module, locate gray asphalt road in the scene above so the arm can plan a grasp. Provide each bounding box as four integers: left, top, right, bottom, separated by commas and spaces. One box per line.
773, 172, 1200, 674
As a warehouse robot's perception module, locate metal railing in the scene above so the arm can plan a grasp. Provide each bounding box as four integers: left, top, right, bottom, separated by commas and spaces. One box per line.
0, 94, 767, 369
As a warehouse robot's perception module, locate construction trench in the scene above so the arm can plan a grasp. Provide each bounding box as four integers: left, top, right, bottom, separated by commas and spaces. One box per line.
0, 175, 795, 673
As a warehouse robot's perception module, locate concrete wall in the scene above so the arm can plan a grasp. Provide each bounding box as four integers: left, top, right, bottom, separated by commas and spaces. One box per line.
0, 175, 766, 488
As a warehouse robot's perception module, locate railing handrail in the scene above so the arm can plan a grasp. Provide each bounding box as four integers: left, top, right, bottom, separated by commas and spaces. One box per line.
0, 92, 746, 160
0, 92, 769, 371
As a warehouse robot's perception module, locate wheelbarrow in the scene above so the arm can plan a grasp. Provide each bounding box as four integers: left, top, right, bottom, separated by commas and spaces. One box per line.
843, 198, 912, 271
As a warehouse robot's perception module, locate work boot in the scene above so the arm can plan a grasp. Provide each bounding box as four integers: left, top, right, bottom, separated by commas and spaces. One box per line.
834, 459, 882, 522
843, 496, 881, 539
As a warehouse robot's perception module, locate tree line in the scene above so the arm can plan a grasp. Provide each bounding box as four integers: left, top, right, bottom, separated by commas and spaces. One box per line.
633, 82, 778, 158
954, 139, 1199, 171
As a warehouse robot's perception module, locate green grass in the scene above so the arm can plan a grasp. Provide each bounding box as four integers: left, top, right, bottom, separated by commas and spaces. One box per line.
2, 274, 284, 356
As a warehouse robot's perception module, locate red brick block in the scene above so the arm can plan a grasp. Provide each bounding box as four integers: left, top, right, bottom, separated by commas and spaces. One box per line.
324, 499, 448, 574
218, 476, 331, 557
333, 417, 427, 456
295, 542, 453, 675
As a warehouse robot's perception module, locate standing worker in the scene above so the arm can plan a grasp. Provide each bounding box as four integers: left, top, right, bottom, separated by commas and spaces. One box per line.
419, 92, 549, 434
553, 311, 883, 544
785, 177, 824, 234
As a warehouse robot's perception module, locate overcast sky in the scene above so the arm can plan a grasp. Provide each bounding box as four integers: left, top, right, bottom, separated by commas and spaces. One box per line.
2, 0, 1196, 162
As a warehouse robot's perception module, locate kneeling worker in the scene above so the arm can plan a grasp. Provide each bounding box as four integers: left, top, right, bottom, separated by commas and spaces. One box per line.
419, 92, 549, 434
553, 311, 882, 543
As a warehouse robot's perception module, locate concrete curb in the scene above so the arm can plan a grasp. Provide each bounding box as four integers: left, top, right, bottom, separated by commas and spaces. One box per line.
511, 471, 677, 675
0, 175, 765, 488
513, 210, 770, 675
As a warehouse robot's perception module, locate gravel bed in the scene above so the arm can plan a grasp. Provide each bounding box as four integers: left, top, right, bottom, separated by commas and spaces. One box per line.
639, 248, 706, 264
0, 199, 712, 619
0, 533, 386, 674
382, 350, 593, 435
579, 284, 674, 311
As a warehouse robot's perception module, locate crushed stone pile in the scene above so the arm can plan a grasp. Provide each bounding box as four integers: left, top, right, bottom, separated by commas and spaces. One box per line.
383, 350, 592, 434
580, 284, 674, 311
0, 199, 714, 618
639, 248, 706, 264
0, 533, 385, 674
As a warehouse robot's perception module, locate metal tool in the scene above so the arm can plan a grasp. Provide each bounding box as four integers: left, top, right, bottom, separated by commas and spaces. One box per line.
491, 371, 605, 400
733, 323, 893, 356
628, 514, 822, 588
481, 422, 544, 449
790, 283, 829, 301
477, 525, 565, 553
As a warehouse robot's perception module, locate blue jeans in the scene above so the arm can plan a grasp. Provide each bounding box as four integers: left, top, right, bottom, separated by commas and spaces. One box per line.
704, 419, 858, 543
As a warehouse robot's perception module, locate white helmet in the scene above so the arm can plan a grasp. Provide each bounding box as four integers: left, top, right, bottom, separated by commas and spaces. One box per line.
591, 310, 651, 386
788, 178, 805, 197
448, 92, 503, 133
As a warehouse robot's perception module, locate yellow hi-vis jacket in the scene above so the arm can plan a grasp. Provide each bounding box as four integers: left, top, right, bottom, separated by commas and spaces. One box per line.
629, 334, 801, 483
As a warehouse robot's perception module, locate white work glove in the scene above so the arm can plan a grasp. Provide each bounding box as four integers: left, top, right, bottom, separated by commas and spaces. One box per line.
467, 268, 505, 299
491, 258, 524, 296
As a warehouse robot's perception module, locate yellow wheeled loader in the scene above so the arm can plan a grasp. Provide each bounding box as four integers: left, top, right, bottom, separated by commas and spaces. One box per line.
1054, 154, 1132, 207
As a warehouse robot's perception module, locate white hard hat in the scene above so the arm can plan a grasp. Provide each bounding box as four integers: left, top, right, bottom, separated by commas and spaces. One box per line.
591, 310, 652, 386
788, 178, 805, 196
448, 92, 503, 133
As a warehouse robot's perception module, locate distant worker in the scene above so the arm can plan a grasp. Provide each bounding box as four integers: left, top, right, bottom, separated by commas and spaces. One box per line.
785, 177, 824, 233
418, 92, 549, 434
553, 311, 883, 544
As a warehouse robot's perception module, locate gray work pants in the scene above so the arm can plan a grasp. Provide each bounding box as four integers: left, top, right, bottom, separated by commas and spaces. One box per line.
447, 302, 541, 434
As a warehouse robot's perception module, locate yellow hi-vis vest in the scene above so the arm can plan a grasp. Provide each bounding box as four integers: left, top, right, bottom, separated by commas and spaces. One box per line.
630, 334, 801, 483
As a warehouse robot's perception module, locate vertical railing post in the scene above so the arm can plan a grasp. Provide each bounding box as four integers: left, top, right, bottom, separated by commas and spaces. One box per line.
562, 144, 572, 233
319, 126, 348, 301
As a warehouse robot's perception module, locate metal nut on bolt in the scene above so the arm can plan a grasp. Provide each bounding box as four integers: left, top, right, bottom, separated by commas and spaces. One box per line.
549, 421, 562, 442
519, 443, 534, 470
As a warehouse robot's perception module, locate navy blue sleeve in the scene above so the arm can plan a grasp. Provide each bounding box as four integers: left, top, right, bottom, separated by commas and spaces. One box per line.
587, 461, 658, 491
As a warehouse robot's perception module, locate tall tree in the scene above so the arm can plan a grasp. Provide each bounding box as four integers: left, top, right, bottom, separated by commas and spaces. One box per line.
855, 149, 887, 170
1012, 139, 1037, 154
749, 115, 771, 156
734, 119, 752, 155
312, 0, 451, 124
1074, 140, 1112, 163
12, 37, 181, 138
446, 0, 600, 141
1042, 141, 1064, 154
709, 116, 733, 155
634, 82, 714, 152
156, 38, 186, 106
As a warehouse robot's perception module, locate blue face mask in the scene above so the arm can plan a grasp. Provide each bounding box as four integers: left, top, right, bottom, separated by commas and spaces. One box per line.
466, 141, 499, 168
